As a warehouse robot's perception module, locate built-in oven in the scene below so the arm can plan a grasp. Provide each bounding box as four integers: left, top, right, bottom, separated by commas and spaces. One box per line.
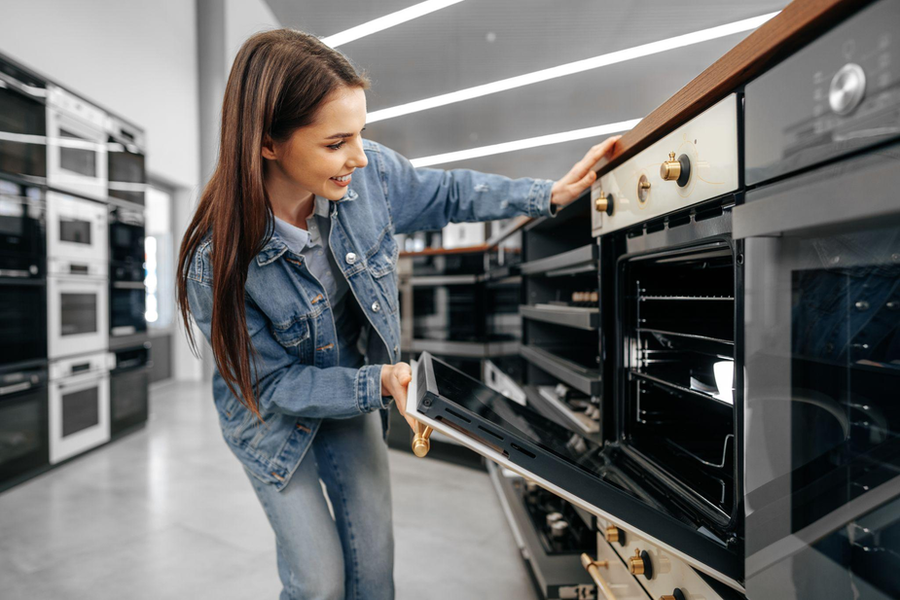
109, 205, 145, 339
736, 4, 900, 597
46, 190, 107, 265
46, 84, 107, 201
0, 177, 45, 277
48, 351, 111, 464
738, 148, 900, 600
0, 57, 46, 183
106, 114, 146, 206
0, 276, 46, 368
0, 364, 48, 491
47, 258, 108, 359
110, 343, 150, 437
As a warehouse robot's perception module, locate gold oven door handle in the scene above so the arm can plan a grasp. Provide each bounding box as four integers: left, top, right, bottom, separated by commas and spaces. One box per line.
580, 553, 617, 600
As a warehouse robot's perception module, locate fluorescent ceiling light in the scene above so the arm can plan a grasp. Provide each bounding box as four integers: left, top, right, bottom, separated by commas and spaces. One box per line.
322, 0, 466, 48
369, 11, 779, 123
409, 118, 641, 168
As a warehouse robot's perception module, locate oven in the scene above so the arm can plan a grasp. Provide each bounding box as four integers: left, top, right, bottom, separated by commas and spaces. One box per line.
47, 190, 108, 265
47, 259, 108, 359
736, 4, 900, 597
109, 205, 146, 338
0, 364, 48, 490
0, 277, 46, 368
110, 343, 150, 437
46, 84, 107, 201
48, 351, 110, 464
0, 178, 45, 278
106, 115, 146, 206
0, 57, 46, 183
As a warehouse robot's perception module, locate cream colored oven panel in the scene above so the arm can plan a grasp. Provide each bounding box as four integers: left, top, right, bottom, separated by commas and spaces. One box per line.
591, 94, 739, 237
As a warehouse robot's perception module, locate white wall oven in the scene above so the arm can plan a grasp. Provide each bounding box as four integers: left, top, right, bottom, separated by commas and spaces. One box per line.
48, 352, 110, 464
47, 190, 107, 265
46, 84, 107, 201
47, 261, 108, 359
0, 58, 46, 183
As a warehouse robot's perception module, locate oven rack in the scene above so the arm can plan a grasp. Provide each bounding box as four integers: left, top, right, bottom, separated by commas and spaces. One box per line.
522, 384, 601, 436
520, 304, 599, 331
637, 295, 734, 301
407, 338, 520, 358
636, 327, 734, 347
520, 344, 601, 396
409, 274, 481, 286
519, 243, 598, 277
629, 368, 733, 408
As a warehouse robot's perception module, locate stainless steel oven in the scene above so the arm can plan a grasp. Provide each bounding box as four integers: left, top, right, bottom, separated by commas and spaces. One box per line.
46, 84, 107, 201
106, 115, 146, 206
47, 190, 107, 265
109, 205, 145, 339
0, 364, 48, 490
0, 57, 46, 183
48, 351, 111, 464
47, 258, 108, 359
737, 146, 900, 600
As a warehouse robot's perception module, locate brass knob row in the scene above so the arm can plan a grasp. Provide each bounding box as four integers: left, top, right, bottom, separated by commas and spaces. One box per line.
628, 548, 653, 579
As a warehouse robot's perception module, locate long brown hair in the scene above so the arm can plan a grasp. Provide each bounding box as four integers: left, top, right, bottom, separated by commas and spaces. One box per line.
176, 29, 369, 419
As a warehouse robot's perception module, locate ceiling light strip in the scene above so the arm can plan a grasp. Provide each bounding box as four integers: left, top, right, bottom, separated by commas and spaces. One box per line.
409, 118, 641, 168
322, 0, 466, 48
369, 11, 779, 123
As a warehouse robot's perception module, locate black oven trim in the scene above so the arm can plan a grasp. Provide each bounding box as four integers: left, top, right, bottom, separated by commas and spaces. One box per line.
416, 351, 742, 583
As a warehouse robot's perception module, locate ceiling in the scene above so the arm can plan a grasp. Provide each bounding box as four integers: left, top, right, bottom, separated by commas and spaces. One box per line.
264, 0, 788, 180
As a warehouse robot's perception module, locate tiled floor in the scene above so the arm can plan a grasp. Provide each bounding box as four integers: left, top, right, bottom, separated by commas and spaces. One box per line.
0, 380, 537, 600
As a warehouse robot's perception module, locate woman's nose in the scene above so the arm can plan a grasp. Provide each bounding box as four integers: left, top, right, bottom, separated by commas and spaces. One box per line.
348, 139, 368, 169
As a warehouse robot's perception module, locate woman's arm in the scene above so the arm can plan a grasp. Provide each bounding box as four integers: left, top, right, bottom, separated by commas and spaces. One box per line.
186, 274, 388, 419
371, 137, 619, 235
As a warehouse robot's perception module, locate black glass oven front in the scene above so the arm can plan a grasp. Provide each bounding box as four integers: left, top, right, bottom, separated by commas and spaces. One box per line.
0, 61, 46, 182
0, 366, 48, 489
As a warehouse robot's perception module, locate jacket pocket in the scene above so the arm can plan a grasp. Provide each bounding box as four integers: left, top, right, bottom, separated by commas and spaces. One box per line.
367, 232, 399, 314
270, 313, 312, 359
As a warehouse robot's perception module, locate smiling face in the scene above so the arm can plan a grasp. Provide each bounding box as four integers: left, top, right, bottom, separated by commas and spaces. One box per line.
261, 85, 369, 205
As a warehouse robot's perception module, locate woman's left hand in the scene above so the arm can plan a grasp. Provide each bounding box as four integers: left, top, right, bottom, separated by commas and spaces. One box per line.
550, 136, 621, 207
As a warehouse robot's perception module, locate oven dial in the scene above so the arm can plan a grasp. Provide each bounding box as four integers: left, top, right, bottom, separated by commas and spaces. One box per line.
829, 63, 866, 116
637, 174, 651, 205
594, 192, 614, 216
628, 548, 653, 579
659, 152, 691, 187
660, 590, 687, 600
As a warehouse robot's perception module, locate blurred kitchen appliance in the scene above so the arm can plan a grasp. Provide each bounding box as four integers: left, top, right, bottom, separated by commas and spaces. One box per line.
0, 57, 46, 183
108, 204, 146, 340
48, 351, 110, 464
110, 343, 151, 437
46, 84, 107, 200
0, 364, 48, 490
106, 114, 146, 206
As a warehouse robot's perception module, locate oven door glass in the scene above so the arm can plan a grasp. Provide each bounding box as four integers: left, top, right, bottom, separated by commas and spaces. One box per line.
47, 110, 107, 201
110, 365, 148, 435
110, 283, 147, 337
0, 279, 46, 367
110, 220, 144, 265
0, 375, 48, 485
46, 191, 108, 264
744, 226, 900, 599
0, 84, 46, 181
0, 181, 44, 276
107, 140, 145, 205
412, 283, 485, 342
412, 352, 743, 586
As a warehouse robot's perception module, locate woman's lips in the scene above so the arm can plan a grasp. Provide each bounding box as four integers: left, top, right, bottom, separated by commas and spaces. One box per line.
330, 174, 351, 187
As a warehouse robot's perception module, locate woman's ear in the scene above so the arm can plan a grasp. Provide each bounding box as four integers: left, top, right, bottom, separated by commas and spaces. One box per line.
261, 135, 278, 161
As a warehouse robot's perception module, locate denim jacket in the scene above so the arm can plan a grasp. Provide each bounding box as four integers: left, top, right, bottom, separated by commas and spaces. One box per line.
186, 140, 556, 490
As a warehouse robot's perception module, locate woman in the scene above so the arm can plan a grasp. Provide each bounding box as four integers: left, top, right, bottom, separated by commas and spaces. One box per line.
177, 29, 618, 600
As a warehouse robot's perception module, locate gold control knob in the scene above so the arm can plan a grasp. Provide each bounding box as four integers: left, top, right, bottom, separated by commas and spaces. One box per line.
605, 525, 619, 543
660, 589, 687, 600
629, 548, 645, 575
637, 174, 651, 204
594, 192, 614, 216
411, 421, 433, 458
660, 152, 681, 181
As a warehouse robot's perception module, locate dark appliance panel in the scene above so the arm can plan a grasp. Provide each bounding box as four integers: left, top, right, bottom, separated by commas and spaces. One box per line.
110, 344, 150, 436
106, 116, 146, 206
0, 277, 46, 367
0, 365, 48, 490
0, 60, 46, 182
0, 178, 44, 277
745, 0, 900, 186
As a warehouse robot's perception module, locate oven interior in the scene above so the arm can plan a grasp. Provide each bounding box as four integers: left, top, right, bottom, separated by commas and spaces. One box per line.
619, 242, 738, 529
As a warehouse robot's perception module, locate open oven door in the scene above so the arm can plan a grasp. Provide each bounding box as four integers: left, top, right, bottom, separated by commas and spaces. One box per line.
408, 351, 744, 590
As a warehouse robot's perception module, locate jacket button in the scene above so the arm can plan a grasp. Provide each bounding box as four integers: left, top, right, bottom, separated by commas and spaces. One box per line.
372, 301, 381, 312
393, 345, 399, 355
345, 252, 357, 265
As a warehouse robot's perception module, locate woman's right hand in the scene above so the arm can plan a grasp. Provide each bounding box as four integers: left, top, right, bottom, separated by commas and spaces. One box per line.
381, 363, 417, 431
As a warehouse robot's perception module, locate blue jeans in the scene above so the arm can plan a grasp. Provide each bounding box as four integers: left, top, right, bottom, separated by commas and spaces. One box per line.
245, 410, 394, 599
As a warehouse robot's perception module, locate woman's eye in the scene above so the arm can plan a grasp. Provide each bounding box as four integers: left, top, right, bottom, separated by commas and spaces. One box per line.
327, 141, 346, 150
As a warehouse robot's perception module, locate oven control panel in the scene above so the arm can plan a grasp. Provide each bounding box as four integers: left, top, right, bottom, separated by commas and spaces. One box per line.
592, 516, 739, 599
591, 94, 739, 237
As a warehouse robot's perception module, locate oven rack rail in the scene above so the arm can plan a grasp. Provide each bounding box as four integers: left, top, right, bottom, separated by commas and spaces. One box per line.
636, 327, 734, 347
629, 368, 733, 408
520, 304, 599, 331
406, 338, 520, 358
520, 344, 601, 396
523, 384, 601, 436
637, 295, 735, 301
